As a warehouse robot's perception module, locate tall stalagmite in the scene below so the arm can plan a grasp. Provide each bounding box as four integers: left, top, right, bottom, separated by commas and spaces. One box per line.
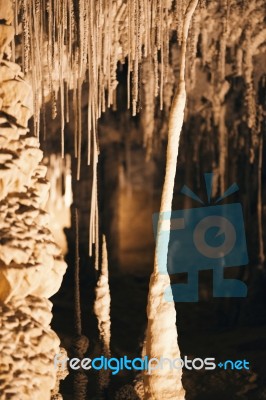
0, 1, 67, 399
144, 1, 199, 399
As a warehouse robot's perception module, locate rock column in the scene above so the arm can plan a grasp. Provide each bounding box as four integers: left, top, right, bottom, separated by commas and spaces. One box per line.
0, 2, 67, 399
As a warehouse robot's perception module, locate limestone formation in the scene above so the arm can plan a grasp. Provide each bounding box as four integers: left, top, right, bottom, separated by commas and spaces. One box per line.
94, 235, 111, 392
0, 296, 60, 400
51, 348, 69, 400
94, 236, 111, 357
1, 0, 265, 398
0, 3, 67, 399
144, 1, 199, 399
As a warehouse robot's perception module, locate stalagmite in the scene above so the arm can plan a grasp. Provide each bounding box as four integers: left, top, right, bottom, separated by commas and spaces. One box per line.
0, 2, 67, 399
144, 1, 199, 399
72, 208, 89, 400
94, 235, 111, 356
94, 235, 111, 393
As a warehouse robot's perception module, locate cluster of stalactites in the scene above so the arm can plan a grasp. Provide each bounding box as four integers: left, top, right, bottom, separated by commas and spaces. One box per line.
16, 0, 181, 258
15, 0, 266, 155
15, 0, 183, 159
141, 0, 266, 155
16, 0, 266, 257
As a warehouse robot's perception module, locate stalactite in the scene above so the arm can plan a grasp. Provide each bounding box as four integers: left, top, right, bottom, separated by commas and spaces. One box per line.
59, 10, 65, 158
76, 77, 82, 180
236, 47, 243, 76
187, 11, 200, 88
89, 141, 99, 267
15, 0, 192, 261
218, 105, 227, 194
218, 2, 228, 82
141, 56, 155, 159
243, 26, 266, 151
200, 25, 208, 66
16, 0, 176, 158
21, 0, 30, 73
206, 81, 230, 193
175, 0, 185, 46
144, 1, 199, 399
